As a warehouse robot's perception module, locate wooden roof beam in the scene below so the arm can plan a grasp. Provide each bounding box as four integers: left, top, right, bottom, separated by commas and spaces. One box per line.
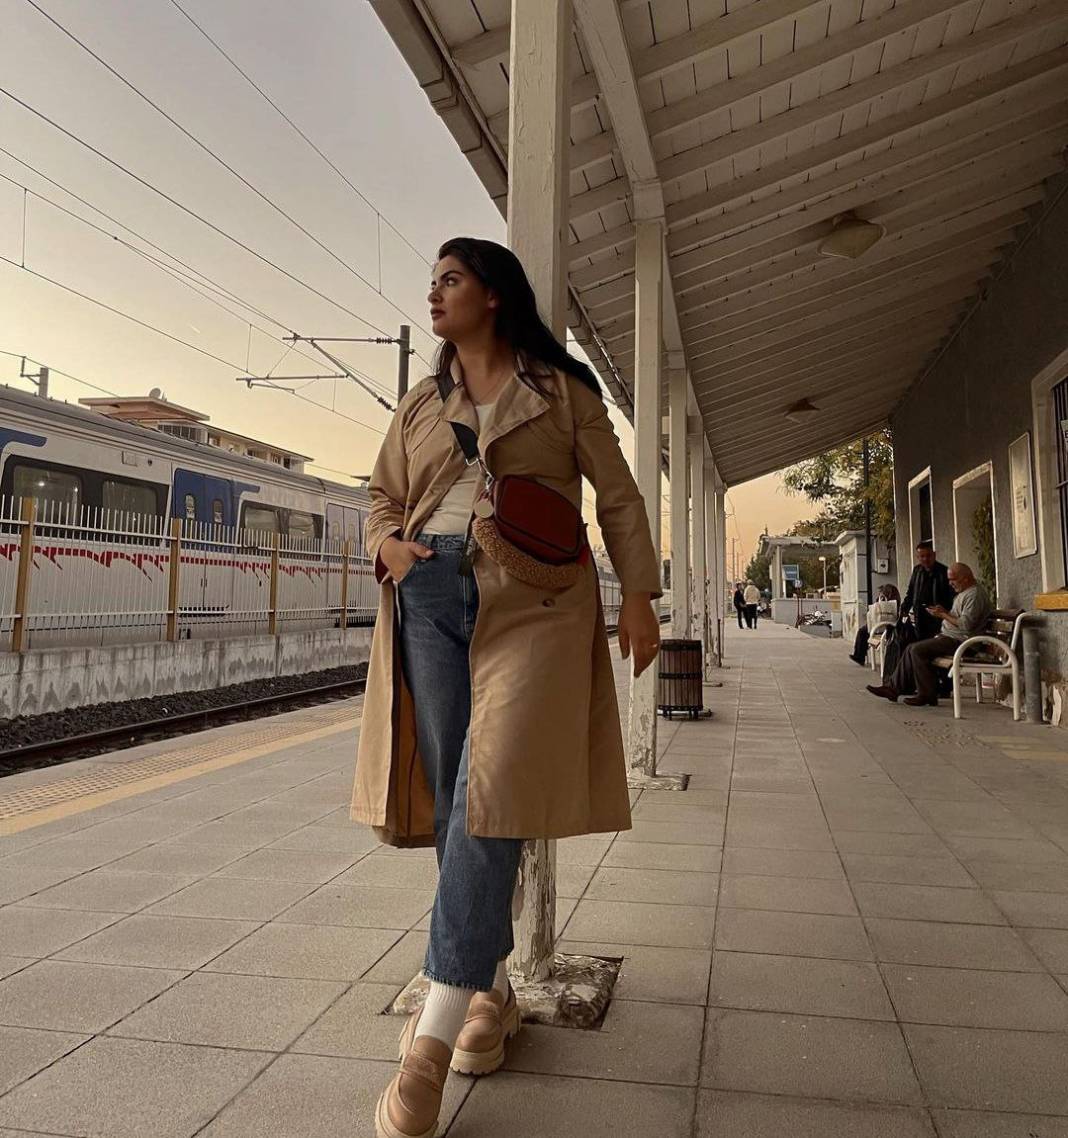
667, 108, 1066, 274
692, 310, 962, 396
674, 167, 1055, 319
656, 4, 1068, 187
663, 47, 1068, 229
687, 221, 1022, 350
678, 192, 1039, 337
693, 284, 986, 374
669, 134, 1064, 299
703, 358, 925, 423
632, 0, 827, 84
690, 272, 1003, 370
647, 0, 985, 141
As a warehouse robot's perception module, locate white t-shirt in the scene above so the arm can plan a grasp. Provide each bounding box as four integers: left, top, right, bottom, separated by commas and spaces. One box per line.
421, 401, 496, 535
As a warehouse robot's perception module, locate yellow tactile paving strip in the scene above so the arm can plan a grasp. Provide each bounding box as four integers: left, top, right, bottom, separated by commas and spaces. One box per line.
0, 703, 359, 836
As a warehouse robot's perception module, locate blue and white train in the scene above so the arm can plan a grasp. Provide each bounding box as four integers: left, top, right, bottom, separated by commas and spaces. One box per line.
0, 384, 370, 547
0, 385, 632, 640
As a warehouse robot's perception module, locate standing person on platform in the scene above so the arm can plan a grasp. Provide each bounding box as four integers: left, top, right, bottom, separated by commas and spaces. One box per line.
744, 579, 761, 628
733, 581, 746, 629
352, 237, 662, 1138
900, 540, 954, 640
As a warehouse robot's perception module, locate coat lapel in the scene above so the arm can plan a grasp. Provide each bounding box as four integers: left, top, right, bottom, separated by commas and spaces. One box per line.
439, 356, 552, 469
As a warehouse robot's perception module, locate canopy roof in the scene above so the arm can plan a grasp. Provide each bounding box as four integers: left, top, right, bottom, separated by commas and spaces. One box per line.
375, 0, 1068, 484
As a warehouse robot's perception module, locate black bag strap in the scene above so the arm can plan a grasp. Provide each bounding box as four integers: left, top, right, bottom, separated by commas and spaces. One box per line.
436, 373, 490, 479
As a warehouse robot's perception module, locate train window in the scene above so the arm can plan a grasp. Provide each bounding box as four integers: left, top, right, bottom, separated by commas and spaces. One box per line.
103, 479, 159, 523
183, 493, 196, 520
326, 504, 343, 543
242, 503, 281, 535
344, 508, 361, 547
288, 511, 317, 542
12, 464, 82, 517
212, 499, 224, 525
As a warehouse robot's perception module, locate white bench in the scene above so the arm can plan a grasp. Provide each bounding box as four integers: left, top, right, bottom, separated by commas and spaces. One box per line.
932, 609, 1027, 721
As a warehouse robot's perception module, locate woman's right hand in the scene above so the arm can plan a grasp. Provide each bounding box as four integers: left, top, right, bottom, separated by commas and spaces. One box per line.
380, 535, 434, 582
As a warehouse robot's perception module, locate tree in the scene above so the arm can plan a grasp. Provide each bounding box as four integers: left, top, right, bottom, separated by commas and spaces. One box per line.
781, 428, 895, 545
743, 550, 771, 590
796, 553, 840, 593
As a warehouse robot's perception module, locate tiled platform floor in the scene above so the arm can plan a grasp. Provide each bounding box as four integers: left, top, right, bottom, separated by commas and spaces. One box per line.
2, 621, 1068, 1136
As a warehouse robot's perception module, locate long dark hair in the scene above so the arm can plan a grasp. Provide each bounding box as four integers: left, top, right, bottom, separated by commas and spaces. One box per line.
432, 237, 601, 397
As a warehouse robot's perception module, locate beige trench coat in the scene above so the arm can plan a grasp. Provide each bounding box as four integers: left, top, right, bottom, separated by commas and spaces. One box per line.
349, 361, 661, 847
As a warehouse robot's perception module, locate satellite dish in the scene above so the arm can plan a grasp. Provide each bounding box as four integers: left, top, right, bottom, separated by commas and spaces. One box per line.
149, 387, 162, 399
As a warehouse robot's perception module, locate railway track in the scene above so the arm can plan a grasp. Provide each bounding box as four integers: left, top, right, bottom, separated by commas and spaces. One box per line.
0, 677, 365, 774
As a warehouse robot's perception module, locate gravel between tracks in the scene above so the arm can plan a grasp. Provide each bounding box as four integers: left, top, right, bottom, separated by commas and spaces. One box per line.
0, 663, 367, 762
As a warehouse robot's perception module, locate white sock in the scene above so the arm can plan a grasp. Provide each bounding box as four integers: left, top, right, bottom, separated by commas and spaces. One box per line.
416, 981, 472, 1049
493, 959, 510, 999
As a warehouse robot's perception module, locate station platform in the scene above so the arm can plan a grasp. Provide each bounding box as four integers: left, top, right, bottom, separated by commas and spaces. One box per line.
1, 621, 1068, 1137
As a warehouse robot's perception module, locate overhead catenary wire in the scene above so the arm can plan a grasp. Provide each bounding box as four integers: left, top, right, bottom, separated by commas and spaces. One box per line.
17, 0, 438, 355
0, 160, 402, 405
165, 0, 432, 272
0, 85, 436, 370
0, 348, 119, 398
0, 258, 386, 439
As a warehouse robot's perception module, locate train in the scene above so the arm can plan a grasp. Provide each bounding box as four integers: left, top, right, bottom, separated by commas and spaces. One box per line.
0, 384, 639, 645
0, 384, 370, 547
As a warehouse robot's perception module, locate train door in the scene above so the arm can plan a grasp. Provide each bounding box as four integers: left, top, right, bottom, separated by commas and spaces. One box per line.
172, 469, 236, 632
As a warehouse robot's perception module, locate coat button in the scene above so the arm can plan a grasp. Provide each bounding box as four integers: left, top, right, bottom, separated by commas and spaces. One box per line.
542, 598, 555, 608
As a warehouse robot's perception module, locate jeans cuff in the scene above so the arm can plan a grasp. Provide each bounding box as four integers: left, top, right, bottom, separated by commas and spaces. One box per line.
423, 964, 489, 991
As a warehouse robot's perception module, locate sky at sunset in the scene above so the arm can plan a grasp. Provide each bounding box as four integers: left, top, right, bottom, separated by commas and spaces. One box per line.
0, 0, 812, 566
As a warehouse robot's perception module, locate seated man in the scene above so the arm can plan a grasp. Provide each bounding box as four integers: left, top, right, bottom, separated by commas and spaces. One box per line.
866, 563, 991, 707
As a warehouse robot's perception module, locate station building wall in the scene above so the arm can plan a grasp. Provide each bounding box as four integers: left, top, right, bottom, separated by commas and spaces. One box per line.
891, 176, 1068, 708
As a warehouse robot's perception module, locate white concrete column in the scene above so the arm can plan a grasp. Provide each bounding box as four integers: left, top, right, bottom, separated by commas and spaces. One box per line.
689, 434, 707, 656
668, 362, 690, 638
506, 0, 570, 984
704, 460, 721, 669
627, 216, 664, 780
507, 0, 570, 337
772, 546, 783, 601
714, 478, 726, 664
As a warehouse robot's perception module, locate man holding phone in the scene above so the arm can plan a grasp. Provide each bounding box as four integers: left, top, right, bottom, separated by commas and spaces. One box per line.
867, 562, 991, 707
899, 541, 954, 639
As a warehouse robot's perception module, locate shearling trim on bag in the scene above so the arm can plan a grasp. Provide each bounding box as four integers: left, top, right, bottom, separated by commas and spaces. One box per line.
472, 517, 582, 590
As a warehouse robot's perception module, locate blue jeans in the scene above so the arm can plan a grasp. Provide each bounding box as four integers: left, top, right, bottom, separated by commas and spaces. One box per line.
397, 534, 523, 991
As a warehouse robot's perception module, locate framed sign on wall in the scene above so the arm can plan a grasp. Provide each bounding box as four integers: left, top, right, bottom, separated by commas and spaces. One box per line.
1009, 432, 1038, 558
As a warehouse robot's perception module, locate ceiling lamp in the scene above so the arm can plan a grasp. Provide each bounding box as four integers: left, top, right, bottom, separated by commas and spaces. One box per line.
818, 212, 885, 259
785, 398, 820, 425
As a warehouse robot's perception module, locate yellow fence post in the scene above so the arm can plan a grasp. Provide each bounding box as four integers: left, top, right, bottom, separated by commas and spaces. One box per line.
268, 533, 280, 636
11, 496, 35, 653
166, 517, 182, 642
339, 539, 351, 630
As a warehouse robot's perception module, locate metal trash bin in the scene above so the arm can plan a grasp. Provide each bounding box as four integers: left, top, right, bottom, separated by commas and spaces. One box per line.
657, 638, 704, 719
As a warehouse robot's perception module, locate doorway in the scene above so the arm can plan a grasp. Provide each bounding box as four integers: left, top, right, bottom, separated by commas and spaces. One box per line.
953, 463, 997, 602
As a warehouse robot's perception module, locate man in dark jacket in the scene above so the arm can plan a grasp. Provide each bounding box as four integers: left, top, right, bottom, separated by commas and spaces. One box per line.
899, 541, 954, 640
733, 583, 746, 629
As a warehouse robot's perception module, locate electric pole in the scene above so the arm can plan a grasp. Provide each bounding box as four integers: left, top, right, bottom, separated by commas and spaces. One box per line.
20, 358, 48, 398
397, 324, 411, 401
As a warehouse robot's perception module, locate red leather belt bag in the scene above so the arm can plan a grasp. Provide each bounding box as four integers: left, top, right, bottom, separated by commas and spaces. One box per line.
435, 374, 588, 589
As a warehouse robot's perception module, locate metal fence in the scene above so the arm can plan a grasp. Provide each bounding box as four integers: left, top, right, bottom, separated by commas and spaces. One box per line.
0, 496, 377, 651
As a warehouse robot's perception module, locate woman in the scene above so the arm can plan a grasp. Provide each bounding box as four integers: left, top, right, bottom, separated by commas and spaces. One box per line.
849, 583, 901, 666
732, 582, 746, 629
351, 237, 662, 1138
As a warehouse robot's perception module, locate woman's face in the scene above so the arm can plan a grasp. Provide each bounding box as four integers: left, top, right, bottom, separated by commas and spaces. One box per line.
428, 254, 498, 342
